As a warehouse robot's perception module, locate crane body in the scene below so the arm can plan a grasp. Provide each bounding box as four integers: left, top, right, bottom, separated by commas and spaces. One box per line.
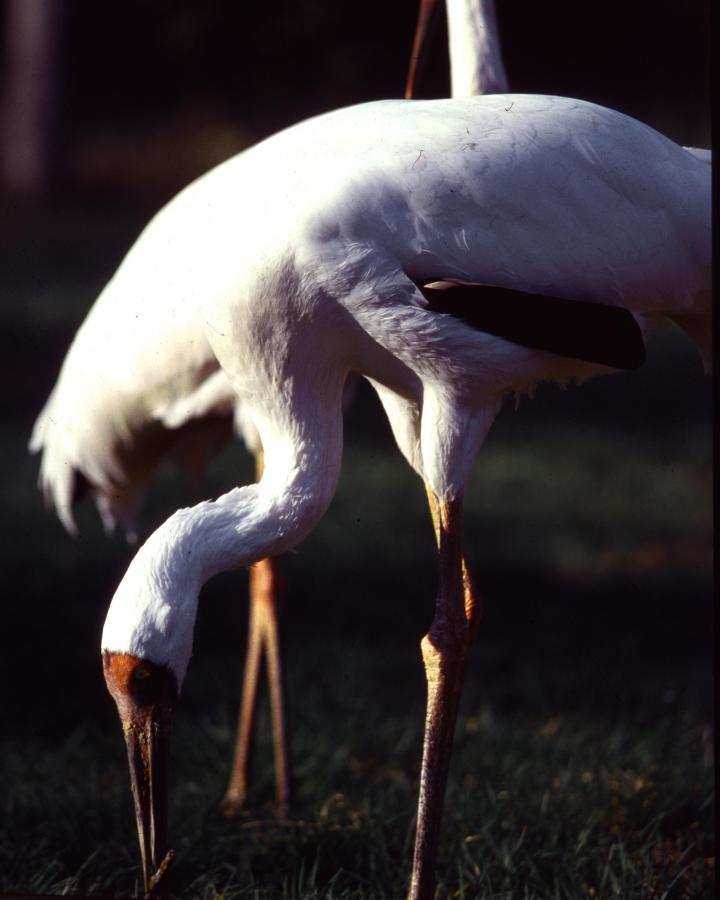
95, 93, 710, 897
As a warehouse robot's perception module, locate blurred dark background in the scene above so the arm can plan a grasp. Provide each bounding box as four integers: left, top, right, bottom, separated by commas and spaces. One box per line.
0, 0, 711, 206
0, 1, 713, 896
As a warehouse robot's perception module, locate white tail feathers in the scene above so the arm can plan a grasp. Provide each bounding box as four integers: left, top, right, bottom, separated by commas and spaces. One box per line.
31, 386, 237, 541
30, 398, 80, 535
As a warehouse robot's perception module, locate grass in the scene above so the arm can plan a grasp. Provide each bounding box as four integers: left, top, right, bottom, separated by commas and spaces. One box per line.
0, 632, 713, 897
0, 205, 714, 897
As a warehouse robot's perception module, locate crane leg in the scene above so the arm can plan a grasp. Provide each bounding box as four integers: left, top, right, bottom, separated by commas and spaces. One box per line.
222, 446, 290, 818
221, 560, 265, 816
222, 556, 290, 817
259, 555, 290, 818
407, 491, 480, 900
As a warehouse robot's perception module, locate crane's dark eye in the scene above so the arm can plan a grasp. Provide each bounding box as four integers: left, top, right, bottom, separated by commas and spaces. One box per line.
130, 662, 160, 704
128, 660, 179, 711
134, 665, 152, 681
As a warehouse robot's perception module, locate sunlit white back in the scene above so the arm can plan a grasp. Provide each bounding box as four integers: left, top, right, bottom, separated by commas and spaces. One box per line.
94, 94, 710, 682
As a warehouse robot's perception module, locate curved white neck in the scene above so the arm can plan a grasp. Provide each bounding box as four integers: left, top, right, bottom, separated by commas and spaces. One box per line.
101, 390, 345, 685
446, 0, 508, 96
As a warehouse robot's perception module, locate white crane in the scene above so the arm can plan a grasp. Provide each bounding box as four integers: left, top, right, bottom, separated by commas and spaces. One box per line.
31, 0, 509, 825
92, 94, 709, 898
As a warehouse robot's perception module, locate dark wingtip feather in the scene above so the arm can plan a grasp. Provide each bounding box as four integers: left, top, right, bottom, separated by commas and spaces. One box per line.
420, 282, 646, 370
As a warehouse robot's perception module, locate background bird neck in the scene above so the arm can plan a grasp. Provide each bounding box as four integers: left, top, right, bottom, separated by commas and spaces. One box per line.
446, 0, 508, 96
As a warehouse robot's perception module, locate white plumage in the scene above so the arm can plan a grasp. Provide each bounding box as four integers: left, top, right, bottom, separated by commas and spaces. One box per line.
30, 0, 509, 547
86, 93, 709, 896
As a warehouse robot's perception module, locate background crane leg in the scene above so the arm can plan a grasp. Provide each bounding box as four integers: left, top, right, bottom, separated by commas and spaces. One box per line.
223, 446, 290, 817
222, 556, 290, 817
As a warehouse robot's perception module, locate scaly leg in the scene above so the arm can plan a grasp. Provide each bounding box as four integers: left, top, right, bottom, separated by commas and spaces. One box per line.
222, 559, 267, 816
260, 555, 290, 817
222, 449, 290, 817
408, 491, 480, 900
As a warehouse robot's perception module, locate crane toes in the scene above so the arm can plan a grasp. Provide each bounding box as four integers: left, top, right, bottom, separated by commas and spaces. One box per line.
220, 789, 248, 819
221, 789, 290, 820
274, 796, 290, 821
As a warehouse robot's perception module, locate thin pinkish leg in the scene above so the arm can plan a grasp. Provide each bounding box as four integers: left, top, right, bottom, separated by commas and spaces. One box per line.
258, 556, 290, 817
223, 448, 290, 817
222, 562, 266, 817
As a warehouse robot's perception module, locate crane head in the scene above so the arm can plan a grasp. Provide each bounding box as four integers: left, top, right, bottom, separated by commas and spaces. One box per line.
103, 652, 177, 896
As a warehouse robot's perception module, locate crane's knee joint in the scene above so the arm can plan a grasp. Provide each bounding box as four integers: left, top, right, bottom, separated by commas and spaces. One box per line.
421, 608, 470, 675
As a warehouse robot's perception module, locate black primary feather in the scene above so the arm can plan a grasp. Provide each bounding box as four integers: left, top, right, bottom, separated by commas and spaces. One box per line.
420, 282, 646, 370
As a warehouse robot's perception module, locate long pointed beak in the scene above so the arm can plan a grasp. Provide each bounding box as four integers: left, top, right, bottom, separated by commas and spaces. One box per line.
103, 653, 178, 898
122, 709, 171, 895
405, 0, 441, 99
